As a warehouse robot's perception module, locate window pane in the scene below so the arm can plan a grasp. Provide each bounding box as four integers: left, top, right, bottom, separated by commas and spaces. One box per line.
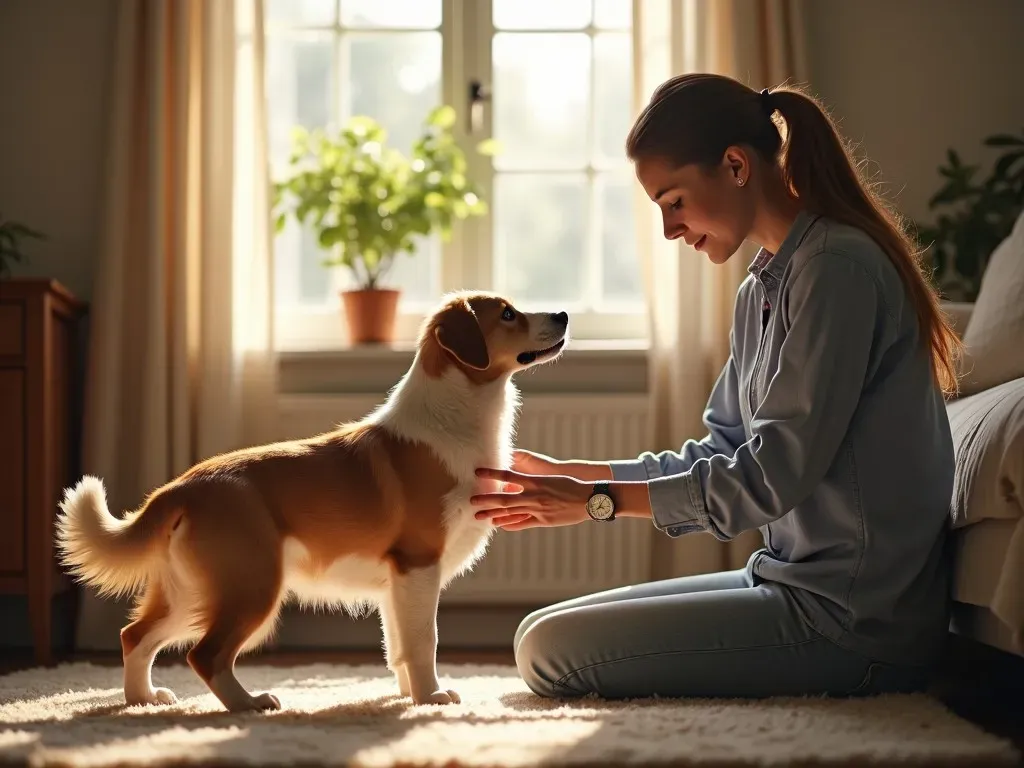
266, 34, 334, 307
341, 0, 441, 28
493, 0, 590, 29
495, 174, 586, 305
342, 32, 443, 303
593, 33, 632, 164
344, 33, 441, 155
600, 173, 642, 305
266, 0, 336, 26
493, 33, 590, 170
594, 0, 632, 29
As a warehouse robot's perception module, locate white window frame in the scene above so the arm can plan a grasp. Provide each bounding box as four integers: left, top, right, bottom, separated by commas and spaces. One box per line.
266, 0, 648, 352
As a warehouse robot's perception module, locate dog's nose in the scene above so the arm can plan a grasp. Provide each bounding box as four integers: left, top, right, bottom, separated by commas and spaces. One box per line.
551, 312, 568, 326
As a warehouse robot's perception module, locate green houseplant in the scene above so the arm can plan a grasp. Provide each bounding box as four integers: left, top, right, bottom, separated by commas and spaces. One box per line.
272, 105, 494, 344
0, 214, 45, 278
916, 128, 1024, 302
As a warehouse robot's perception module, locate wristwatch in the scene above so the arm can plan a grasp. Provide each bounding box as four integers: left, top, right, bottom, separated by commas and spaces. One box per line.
586, 482, 616, 522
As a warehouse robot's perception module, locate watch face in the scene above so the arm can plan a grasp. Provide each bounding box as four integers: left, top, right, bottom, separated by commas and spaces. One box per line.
588, 493, 614, 520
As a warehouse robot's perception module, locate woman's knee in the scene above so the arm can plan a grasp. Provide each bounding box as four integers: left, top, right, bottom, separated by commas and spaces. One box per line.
512, 606, 548, 657
514, 613, 586, 699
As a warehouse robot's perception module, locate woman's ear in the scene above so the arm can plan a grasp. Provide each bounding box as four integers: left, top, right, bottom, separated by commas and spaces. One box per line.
722, 145, 750, 184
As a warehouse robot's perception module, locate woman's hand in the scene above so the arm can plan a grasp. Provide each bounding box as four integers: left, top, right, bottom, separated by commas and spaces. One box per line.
510, 449, 562, 476
472, 467, 593, 532
511, 449, 614, 483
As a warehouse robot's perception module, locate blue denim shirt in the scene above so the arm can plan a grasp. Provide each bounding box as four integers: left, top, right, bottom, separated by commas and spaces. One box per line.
611, 210, 955, 666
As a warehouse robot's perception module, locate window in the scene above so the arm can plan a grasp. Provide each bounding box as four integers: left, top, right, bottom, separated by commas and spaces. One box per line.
263, 0, 644, 349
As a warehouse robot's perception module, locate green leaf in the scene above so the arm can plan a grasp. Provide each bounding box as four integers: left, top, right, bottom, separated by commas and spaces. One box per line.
993, 151, 1024, 179
427, 105, 457, 129
476, 138, 504, 156
983, 133, 1024, 147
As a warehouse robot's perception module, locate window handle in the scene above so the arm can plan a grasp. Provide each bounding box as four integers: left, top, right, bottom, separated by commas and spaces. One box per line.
467, 79, 491, 134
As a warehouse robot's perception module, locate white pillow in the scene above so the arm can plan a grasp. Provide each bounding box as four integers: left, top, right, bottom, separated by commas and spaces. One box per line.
959, 208, 1024, 396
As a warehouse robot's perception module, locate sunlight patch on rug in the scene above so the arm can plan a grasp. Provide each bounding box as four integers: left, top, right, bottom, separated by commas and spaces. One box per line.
0, 662, 1017, 767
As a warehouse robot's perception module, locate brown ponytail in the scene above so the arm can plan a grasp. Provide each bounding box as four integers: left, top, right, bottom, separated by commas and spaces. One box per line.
626, 74, 963, 397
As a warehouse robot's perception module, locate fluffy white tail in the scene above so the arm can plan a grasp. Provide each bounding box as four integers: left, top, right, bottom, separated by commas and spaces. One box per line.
55, 476, 161, 599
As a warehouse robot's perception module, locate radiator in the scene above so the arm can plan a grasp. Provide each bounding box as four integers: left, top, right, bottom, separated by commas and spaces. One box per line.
275, 393, 655, 604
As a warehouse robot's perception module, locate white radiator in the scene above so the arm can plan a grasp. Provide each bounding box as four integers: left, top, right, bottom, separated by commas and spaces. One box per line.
275, 393, 655, 604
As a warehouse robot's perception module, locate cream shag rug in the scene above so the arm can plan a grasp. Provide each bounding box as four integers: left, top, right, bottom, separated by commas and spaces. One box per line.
0, 662, 1018, 767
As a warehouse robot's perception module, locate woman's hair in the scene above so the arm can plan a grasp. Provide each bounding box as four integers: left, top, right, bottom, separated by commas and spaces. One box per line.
626, 73, 962, 397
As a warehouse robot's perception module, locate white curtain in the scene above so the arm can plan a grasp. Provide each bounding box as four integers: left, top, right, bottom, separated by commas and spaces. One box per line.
75, 0, 276, 651
632, 0, 809, 579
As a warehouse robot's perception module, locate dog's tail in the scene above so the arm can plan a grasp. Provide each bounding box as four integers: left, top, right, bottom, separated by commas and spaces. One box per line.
55, 476, 181, 599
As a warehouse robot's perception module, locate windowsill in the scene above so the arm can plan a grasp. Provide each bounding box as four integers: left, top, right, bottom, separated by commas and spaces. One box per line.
277, 339, 650, 396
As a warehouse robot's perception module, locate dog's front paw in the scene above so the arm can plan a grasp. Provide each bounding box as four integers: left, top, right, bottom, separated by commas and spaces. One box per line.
252, 692, 281, 711
126, 687, 178, 706
413, 688, 461, 705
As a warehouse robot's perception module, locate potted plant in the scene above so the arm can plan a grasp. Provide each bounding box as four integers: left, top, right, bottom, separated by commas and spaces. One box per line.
272, 105, 494, 344
916, 128, 1024, 302
0, 214, 45, 278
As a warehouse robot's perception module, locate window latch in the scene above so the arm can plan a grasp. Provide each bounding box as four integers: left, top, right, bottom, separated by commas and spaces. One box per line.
467, 79, 491, 134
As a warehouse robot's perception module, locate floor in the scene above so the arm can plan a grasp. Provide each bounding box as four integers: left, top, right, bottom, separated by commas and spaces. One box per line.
2, 639, 1023, 764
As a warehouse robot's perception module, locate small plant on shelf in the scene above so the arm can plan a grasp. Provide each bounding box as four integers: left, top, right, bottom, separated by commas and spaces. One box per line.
272, 105, 496, 344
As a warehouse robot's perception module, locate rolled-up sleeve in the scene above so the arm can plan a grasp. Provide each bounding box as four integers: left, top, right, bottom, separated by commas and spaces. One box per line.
641, 252, 889, 540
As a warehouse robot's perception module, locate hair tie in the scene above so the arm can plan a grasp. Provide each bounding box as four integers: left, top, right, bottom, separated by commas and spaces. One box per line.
759, 88, 775, 115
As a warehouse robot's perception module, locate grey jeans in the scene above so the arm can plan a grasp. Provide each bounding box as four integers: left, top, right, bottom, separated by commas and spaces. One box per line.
513, 567, 932, 699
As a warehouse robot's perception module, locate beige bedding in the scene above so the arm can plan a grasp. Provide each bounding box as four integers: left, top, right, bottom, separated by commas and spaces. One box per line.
945, 375, 1024, 655
951, 517, 1024, 655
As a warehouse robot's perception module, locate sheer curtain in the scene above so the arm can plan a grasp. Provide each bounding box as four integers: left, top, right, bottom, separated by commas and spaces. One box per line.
75, 0, 276, 651
632, 0, 809, 580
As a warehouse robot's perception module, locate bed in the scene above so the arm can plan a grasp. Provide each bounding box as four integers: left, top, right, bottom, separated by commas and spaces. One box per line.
942, 209, 1024, 659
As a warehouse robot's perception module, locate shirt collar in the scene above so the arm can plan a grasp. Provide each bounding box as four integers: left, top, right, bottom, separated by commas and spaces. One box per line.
747, 209, 821, 283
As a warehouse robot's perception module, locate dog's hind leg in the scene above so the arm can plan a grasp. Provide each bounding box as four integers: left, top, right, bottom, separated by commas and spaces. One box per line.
185, 567, 285, 712
120, 581, 189, 706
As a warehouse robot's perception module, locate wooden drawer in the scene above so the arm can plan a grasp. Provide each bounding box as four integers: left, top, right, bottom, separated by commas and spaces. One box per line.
0, 302, 23, 357
0, 368, 25, 574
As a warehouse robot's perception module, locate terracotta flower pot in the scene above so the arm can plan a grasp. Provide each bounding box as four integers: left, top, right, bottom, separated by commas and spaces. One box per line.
340, 288, 400, 344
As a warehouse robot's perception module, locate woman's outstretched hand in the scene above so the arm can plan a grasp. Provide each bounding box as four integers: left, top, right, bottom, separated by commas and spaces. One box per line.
510, 449, 562, 476
511, 449, 614, 482
472, 467, 593, 532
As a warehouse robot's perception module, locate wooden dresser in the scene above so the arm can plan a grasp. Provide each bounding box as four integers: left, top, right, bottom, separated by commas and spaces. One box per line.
0, 279, 87, 665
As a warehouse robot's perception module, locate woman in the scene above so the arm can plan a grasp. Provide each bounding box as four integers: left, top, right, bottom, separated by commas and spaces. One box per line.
472, 73, 962, 700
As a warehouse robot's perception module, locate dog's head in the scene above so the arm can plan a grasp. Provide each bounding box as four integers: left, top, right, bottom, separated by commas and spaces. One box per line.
419, 291, 569, 381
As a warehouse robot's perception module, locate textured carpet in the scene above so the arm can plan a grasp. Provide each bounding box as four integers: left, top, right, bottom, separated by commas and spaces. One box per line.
0, 662, 1018, 767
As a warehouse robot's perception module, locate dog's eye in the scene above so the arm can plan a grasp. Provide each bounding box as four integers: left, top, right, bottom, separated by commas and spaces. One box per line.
501, 307, 516, 321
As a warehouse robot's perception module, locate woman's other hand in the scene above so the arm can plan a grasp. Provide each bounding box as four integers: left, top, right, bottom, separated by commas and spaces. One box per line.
472, 468, 592, 531
511, 449, 614, 483
511, 449, 562, 476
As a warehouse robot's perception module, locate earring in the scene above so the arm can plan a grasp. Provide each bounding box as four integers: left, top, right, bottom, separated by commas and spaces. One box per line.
737, 177, 746, 186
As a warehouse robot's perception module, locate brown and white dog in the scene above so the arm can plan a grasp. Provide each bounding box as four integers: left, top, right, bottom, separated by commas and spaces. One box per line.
55, 291, 568, 712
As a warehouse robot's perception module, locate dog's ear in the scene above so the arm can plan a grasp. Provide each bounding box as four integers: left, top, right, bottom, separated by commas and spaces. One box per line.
434, 302, 490, 370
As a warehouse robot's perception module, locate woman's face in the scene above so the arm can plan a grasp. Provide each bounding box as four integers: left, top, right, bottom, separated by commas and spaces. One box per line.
634, 150, 756, 265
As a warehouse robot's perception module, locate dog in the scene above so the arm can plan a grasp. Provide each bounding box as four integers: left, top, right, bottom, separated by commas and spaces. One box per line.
55, 291, 568, 712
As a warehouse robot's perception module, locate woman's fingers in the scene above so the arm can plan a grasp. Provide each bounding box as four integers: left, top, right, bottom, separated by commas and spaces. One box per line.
472, 497, 536, 518
497, 517, 541, 532
475, 467, 533, 487
490, 512, 534, 527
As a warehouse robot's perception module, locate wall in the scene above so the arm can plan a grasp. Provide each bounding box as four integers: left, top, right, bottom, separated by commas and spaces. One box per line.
0, 0, 117, 302
804, 0, 1024, 224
